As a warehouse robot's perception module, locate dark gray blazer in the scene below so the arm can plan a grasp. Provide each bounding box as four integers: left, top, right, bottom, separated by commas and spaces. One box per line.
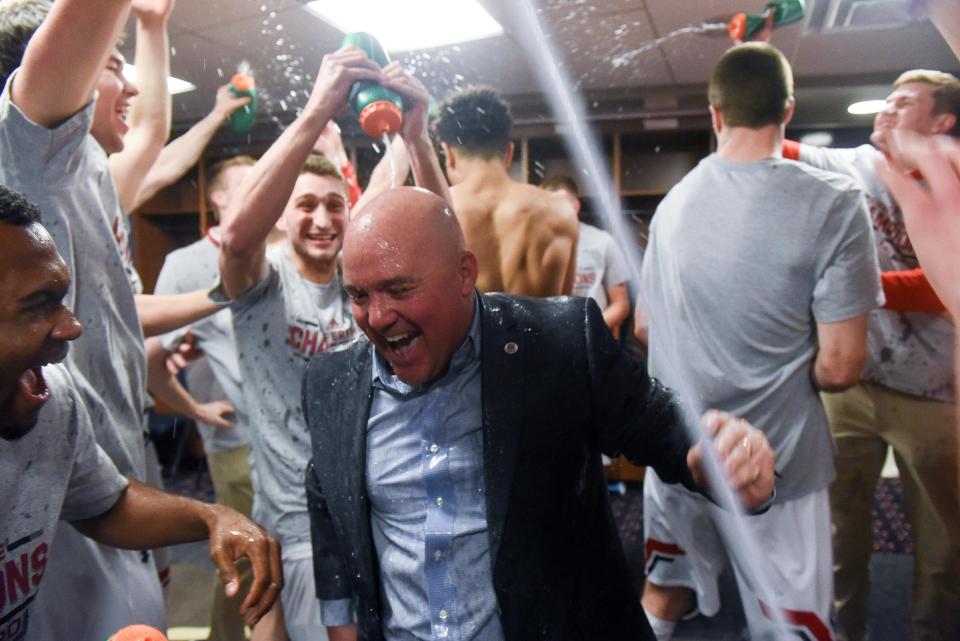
303, 293, 697, 641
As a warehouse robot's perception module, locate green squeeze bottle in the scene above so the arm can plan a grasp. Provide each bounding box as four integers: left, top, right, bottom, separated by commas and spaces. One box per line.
342, 32, 403, 138
727, 0, 806, 41
227, 71, 257, 134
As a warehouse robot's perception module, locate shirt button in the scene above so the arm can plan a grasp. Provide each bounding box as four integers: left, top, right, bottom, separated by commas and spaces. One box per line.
434, 550, 443, 561
435, 496, 444, 507
439, 609, 449, 621
429, 443, 439, 453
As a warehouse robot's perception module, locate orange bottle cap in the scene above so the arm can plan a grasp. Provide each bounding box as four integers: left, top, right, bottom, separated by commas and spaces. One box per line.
728, 13, 747, 41
108, 624, 169, 641
231, 73, 255, 91
359, 100, 402, 138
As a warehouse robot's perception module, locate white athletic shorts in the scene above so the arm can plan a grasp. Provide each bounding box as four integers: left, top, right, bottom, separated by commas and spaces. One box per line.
643, 470, 835, 641
279, 542, 328, 641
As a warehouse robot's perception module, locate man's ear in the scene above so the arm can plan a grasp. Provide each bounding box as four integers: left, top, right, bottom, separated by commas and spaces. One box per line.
503, 141, 515, 167
441, 141, 457, 172
210, 189, 228, 214
460, 250, 479, 294
783, 97, 796, 127
709, 104, 724, 136
932, 112, 957, 136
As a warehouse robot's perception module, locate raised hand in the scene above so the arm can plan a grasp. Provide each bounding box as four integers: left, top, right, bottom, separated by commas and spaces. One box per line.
131, 0, 176, 25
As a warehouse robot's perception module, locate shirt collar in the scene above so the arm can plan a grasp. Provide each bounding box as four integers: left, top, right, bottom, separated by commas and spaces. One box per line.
372, 292, 481, 395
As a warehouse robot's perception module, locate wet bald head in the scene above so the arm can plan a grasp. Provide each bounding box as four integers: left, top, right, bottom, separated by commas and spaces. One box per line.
343, 187, 479, 385
346, 186, 464, 264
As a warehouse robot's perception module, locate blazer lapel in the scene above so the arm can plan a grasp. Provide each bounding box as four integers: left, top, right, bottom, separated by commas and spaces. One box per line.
479, 294, 525, 565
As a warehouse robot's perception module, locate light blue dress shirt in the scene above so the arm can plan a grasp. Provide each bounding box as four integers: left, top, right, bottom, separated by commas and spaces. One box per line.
365, 299, 504, 641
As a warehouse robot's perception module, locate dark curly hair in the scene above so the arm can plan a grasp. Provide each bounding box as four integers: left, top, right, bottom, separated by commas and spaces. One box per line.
432, 86, 512, 159
0, 184, 41, 226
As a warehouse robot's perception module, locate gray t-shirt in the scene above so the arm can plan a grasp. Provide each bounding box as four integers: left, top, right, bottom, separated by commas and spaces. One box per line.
798, 143, 954, 401
0, 72, 147, 480
0, 365, 128, 636
641, 154, 882, 501
155, 229, 250, 454
230, 249, 358, 545
573, 222, 630, 309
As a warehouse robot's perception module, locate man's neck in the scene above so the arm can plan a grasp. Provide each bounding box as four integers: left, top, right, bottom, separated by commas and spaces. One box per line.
454, 155, 513, 190
716, 125, 783, 163
288, 249, 337, 285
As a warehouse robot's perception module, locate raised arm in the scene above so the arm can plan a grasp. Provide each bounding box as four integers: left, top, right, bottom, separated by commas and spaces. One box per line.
352, 136, 411, 213
379, 62, 451, 205
132, 84, 249, 210
219, 47, 381, 299
71, 479, 281, 626
11, 0, 131, 127
109, 0, 175, 211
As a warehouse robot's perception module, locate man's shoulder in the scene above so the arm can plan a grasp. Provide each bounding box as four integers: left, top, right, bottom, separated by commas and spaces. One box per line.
304, 337, 370, 386
776, 156, 865, 198
481, 292, 589, 335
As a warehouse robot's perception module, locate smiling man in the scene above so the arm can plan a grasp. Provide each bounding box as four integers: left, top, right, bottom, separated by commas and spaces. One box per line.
216, 45, 449, 641
302, 186, 777, 641
0, 186, 282, 640
784, 69, 960, 641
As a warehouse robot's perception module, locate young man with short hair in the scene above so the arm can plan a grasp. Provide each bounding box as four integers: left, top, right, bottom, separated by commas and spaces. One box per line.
640, 43, 881, 640
784, 67, 960, 641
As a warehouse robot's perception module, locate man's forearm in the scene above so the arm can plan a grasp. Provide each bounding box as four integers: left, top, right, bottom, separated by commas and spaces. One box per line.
133, 109, 223, 209
404, 133, 452, 206
13, 0, 131, 127
72, 480, 216, 549
145, 336, 204, 419
135, 290, 220, 338
109, 11, 172, 211
219, 107, 333, 297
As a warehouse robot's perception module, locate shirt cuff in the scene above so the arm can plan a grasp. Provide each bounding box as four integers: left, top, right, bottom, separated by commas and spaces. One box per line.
319, 598, 355, 627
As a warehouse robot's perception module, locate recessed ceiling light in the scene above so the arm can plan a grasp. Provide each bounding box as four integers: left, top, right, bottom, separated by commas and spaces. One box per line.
123, 64, 196, 95
304, 0, 504, 52
847, 99, 886, 115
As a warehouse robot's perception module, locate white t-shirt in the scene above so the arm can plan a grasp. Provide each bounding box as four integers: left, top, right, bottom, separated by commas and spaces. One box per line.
0, 365, 128, 639
228, 249, 358, 545
798, 144, 954, 401
573, 222, 630, 309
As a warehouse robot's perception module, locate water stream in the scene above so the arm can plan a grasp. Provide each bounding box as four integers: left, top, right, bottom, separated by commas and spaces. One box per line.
507, 1, 791, 636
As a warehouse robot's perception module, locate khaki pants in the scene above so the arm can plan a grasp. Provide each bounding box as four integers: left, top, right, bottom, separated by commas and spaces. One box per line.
823, 382, 959, 641
207, 444, 255, 641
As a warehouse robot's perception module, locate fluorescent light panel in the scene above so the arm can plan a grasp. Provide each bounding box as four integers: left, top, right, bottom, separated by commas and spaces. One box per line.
847, 99, 886, 115
305, 0, 504, 52
123, 64, 196, 95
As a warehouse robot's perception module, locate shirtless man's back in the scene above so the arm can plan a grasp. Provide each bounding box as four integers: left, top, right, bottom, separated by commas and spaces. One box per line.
435, 87, 578, 297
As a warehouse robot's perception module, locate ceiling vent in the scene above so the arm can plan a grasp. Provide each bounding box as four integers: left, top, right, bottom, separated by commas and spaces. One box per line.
805, 0, 924, 32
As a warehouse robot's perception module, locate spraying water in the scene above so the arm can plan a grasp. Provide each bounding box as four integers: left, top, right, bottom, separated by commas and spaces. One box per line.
611, 23, 728, 69
507, 1, 791, 637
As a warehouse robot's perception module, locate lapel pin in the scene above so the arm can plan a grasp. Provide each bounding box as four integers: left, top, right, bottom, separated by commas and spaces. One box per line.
504, 341, 519, 355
